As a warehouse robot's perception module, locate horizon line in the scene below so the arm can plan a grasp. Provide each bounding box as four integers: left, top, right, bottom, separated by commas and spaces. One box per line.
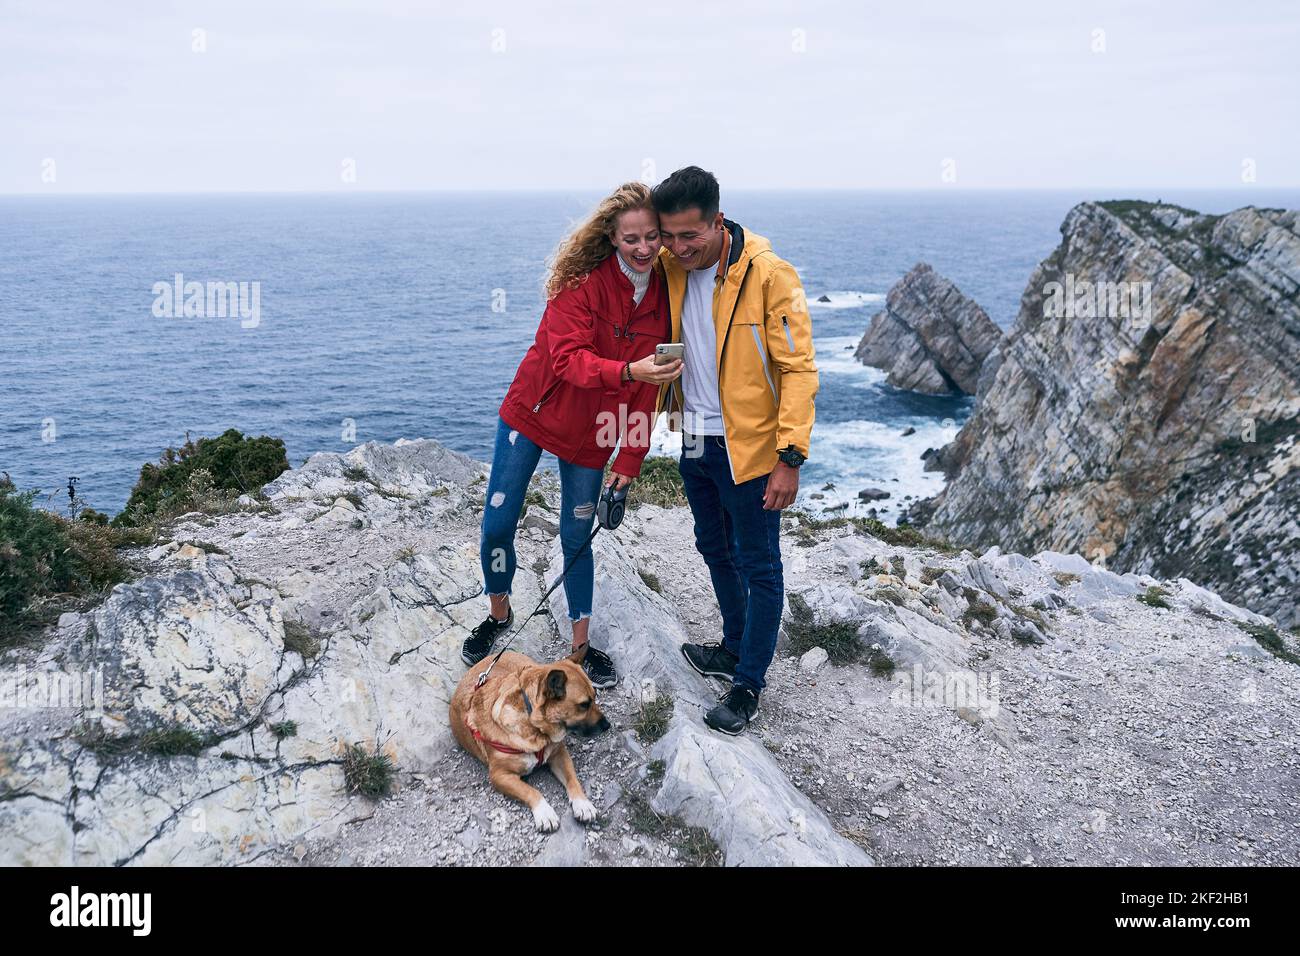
3, 185, 1299, 198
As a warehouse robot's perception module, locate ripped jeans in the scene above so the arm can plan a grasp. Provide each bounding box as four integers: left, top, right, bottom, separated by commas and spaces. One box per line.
479, 415, 604, 622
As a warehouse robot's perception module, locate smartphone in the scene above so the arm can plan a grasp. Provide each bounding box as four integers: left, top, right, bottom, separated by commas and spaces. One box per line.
655, 342, 685, 365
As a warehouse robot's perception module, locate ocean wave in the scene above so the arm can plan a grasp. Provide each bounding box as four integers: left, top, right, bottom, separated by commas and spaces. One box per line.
797, 417, 958, 516
808, 291, 884, 310
812, 334, 882, 388
646, 413, 959, 520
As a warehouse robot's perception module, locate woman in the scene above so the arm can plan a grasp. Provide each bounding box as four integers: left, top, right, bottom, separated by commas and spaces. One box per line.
462, 182, 683, 689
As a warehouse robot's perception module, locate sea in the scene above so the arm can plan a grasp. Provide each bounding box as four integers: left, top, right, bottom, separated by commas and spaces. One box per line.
4, 188, 1297, 519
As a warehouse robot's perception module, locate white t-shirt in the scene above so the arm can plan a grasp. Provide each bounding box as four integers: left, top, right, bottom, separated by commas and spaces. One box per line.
681, 264, 725, 435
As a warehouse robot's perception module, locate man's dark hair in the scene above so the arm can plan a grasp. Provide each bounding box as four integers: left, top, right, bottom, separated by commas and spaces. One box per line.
651, 166, 720, 221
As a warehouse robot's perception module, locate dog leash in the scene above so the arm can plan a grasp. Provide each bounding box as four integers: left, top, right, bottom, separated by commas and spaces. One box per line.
475, 482, 628, 689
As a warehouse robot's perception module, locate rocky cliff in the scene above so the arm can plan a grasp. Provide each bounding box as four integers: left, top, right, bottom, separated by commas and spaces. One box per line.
921, 201, 1300, 629
854, 262, 1003, 395
2, 438, 1297, 866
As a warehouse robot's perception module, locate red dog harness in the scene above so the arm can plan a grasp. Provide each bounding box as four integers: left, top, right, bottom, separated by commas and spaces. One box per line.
466, 680, 547, 765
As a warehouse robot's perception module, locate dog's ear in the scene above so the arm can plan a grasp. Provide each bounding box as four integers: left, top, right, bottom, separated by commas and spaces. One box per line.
566, 644, 589, 665
544, 668, 567, 700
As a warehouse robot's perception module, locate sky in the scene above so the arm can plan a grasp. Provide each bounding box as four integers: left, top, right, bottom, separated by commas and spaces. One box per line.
2, 0, 1297, 192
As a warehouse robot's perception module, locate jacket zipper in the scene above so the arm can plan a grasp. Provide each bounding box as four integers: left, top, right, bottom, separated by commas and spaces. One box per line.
532, 380, 561, 413
714, 262, 752, 484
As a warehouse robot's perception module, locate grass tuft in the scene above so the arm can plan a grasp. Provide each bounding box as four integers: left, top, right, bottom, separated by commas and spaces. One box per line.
634, 696, 674, 744
637, 568, 662, 594
1137, 585, 1171, 609
1236, 621, 1300, 666
342, 742, 395, 799
282, 620, 322, 659
624, 791, 722, 866
961, 587, 999, 629
74, 721, 211, 758
269, 720, 298, 739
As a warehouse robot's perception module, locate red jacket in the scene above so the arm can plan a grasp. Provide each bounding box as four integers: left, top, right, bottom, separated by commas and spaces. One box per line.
499, 253, 669, 477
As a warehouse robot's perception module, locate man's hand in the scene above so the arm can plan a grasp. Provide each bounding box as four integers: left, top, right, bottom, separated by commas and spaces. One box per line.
763, 461, 799, 510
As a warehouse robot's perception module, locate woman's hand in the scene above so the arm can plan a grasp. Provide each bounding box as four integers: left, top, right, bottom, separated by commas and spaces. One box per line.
628, 355, 682, 385
606, 471, 634, 492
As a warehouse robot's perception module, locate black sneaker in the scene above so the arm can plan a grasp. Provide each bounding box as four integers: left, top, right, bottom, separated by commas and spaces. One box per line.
581, 644, 619, 689
461, 609, 513, 666
681, 641, 739, 681
703, 686, 760, 735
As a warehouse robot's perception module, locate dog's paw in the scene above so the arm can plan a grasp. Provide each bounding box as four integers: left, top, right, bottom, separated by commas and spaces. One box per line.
532, 799, 560, 833
571, 797, 598, 823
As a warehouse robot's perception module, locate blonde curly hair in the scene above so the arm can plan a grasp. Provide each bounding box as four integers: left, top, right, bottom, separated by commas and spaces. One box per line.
544, 182, 656, 299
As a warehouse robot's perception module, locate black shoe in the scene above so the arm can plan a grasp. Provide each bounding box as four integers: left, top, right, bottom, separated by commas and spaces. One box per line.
704, 686, 760, 736
681, 641, 739, 681
581, 645, 619, 689
461, 609, 513, 666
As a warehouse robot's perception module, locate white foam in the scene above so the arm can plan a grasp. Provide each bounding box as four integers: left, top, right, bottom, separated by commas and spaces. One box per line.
801, 417, 960, 515
808, 291, 885, 310
648, 411, 959, 518
814, 334, 882, 387
640, 330, 963, 522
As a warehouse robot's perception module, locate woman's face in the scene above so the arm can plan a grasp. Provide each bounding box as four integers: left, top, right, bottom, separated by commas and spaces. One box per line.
611, 207, 661, 273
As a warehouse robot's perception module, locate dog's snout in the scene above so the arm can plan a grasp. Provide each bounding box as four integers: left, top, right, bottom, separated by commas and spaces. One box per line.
571, 712, 611, 737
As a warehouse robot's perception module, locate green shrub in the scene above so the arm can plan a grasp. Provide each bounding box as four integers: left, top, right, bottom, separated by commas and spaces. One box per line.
961, 587, 999, 629
282, 620, 322, 659
1137, 585, 1171, 609
787, 510, 958, 553
1236, 621, 1300, 666
113, 429, 288, 527
1, 475, 131, 640
920, 565, 945, 585
857, 516, 957, 552
619, 456, 686, 509
785, 591, 867, 665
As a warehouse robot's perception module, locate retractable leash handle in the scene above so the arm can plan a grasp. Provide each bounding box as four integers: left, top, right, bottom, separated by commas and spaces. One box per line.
597, 482, 629, 531
476, 481, 630, 686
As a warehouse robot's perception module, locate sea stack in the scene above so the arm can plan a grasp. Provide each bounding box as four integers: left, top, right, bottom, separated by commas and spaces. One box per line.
854, 262, 1002, 395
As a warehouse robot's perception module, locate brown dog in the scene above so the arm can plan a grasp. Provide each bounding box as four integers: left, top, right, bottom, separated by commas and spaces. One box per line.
450, 646, 610, 832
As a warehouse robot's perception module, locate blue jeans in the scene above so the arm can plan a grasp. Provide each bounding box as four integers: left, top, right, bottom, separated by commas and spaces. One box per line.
480, 416, 604, 622
678, 433, 784, 692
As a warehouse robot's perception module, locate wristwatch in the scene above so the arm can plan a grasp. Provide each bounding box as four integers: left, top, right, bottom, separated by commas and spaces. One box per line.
778, 445, 806, 468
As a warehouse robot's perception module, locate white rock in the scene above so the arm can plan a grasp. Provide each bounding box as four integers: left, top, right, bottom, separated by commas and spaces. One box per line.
799, 647, 829, 673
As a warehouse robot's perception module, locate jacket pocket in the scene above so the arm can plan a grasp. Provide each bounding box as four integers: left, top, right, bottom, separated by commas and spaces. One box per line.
532, 379, 562, 413
780, 314, 796, 352
749, 324, 778, 401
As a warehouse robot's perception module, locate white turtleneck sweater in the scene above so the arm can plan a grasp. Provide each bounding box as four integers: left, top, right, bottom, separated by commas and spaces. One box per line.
617, 253, 651, 306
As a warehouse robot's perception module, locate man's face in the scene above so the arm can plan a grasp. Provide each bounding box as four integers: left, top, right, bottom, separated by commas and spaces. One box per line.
658, 207, 725, 270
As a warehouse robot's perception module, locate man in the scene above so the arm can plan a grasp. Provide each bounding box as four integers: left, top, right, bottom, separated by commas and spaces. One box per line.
651, 166, 818, 735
